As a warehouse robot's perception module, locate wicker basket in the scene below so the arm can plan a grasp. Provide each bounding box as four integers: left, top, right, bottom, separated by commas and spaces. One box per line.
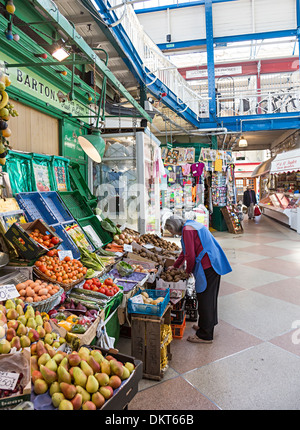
30, 287, 64, 313
33, 267, 85, 292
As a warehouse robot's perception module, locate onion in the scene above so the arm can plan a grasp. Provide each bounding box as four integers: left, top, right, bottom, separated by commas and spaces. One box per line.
119, 234, 125, 240
124, 239, 129, 244
118, 239, 124, 245
114, 235, 119, 241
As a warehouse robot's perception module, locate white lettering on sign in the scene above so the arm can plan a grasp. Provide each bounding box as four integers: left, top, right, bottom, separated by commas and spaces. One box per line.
186, 66, 242, 79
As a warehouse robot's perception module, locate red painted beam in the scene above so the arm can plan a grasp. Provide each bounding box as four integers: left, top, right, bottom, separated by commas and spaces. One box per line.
179, 57, 299, 80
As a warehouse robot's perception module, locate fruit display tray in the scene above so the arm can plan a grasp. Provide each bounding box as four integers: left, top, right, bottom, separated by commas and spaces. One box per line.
31, 345, 143, 410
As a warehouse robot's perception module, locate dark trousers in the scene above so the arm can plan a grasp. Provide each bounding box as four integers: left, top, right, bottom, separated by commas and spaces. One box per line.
196, 267, 221, 340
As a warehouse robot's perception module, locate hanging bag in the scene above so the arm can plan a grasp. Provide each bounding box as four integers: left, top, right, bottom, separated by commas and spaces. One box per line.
254, 205, 261, 216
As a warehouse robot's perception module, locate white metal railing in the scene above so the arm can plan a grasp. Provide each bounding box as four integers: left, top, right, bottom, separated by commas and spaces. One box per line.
216, 87, 300, 117
105, 1, 208, 119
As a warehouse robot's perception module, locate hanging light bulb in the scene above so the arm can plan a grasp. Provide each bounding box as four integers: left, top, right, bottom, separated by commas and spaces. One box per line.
238, 136, 248, 147
6, 0, 15, 15
13, 33, 20, 41
5, 22, 13, 40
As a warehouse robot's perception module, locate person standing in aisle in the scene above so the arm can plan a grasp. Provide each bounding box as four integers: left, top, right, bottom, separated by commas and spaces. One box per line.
243, 185, 257, 220
164, 217, 232, 343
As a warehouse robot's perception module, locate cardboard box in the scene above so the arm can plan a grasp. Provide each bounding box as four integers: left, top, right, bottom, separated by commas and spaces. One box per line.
52, 310, 104, 346
156, 277, 189, 291
128, 242, 165, 264
0, 348, 31, 409
5, 219, 62, 260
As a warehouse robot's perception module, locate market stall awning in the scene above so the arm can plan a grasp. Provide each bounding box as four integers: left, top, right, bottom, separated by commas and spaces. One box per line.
251, 157, 275, 177
270, 149, 300, 174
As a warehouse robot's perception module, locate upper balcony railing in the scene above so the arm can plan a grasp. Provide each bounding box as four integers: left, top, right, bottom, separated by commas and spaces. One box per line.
102, 0, 208, 119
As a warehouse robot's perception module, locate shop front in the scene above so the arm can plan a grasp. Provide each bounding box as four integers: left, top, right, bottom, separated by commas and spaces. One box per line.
257, 149, 300, 231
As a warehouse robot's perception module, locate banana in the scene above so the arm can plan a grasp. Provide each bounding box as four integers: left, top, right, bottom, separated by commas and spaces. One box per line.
0, 91, 8, 110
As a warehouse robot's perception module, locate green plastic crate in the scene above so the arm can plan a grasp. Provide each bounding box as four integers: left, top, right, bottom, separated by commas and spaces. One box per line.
58, 190, 94, 220
69, 162, 98, 209
78, 215, 112, 249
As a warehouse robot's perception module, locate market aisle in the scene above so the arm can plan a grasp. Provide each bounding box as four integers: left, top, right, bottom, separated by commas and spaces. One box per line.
117, 215, 300, 410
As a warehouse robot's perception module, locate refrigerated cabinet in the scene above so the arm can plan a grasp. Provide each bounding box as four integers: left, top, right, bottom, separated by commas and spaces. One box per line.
90, 129, 161, 235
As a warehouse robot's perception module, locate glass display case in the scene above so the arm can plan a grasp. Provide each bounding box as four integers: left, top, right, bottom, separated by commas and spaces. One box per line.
90, 129, 161, 234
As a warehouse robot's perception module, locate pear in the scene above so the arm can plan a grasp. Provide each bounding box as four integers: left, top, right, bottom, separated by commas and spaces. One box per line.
73, 367, 87, 387
59, 337, 66, 344
44, 333, 53, 345
38, 352, 51, 367
87, 355, 100, 373
52, 392, 65, 408
82, 400, 96, 410
28, 329, 39, 343
35, 314, 43, 327
125, 362, 135, 374
17, 315, 27, 326
10, 336, 21, 351
16, 323, 26, 337
49, 381, 61, 397
75, 385, 90, 403
78, 346, 90, 361
110, 360, 124, 378
90, 349, 105, 364
33, 378, 48, 395
60, 382, 77, 400
60, 356, 69, 370
5, 299, 15, 310
52, 352, 65, 365
36, 340, 47, 357
70, 393, 82, 410
26, 317, 36, 330
16, 304, 24, 316
80, 360, 93, 377
86, 375, 99, 394
0, 339, 11, 354
30, 356, 39, 373
36, 325, 45, 339
91, 391, 105, 409
58, 399, 73, 410
40, 364, 58, 384
100, 359, 111, 376
44, 343, 56, 358
45, 358, 58, 372
25, 305, 34, 319
6, 309, 18, 320
57, 364, 72, 384
120, 366, 130, 380
20, 335, 31, 348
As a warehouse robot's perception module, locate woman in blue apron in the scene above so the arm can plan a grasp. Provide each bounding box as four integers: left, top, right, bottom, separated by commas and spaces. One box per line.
165, 217, 232, 343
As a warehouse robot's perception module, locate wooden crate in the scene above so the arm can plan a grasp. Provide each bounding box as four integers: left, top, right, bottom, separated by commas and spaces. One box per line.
131, 305, 172, 380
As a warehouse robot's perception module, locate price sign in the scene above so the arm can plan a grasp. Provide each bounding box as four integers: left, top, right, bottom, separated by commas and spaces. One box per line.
0, 371, 19, 391
123, 244, 133, 253
0, 284, 19, 301
58, 250, 73, 261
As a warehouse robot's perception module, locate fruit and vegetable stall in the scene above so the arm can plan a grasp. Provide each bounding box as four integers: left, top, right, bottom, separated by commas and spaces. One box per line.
0, 159, 195, 411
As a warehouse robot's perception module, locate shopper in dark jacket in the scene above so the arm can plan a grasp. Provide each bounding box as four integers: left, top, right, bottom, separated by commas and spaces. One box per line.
243, 185, 257, 219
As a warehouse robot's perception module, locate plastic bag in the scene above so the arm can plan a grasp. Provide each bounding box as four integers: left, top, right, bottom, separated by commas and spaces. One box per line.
116, 261, 134, 277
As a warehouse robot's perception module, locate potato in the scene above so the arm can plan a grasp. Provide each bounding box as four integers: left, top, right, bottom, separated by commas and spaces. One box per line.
141, 291, 149, 298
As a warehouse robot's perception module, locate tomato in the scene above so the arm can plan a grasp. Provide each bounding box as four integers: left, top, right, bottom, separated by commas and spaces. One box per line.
99, 287, 106, 295
104, 278, 113, 286
51, 237, 60, 245
83, 284, 91, 290
43, 235, 51, 241
64, 256, 71, 262
47, 250, 55, 257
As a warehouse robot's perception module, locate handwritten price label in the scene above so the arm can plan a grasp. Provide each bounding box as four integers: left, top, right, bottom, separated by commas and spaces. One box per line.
0, 371, 19, 391
58, 250, 73, 261
0, 284, 19, 301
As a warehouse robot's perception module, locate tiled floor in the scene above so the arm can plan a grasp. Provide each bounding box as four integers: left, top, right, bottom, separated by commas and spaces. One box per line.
116, 215, 300, 410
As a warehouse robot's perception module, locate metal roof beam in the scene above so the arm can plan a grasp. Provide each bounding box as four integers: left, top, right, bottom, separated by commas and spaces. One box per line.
31, 0, 152, 122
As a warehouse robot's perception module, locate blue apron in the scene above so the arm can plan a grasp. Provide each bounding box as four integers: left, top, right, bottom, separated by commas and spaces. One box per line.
181, 220, 232, 293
